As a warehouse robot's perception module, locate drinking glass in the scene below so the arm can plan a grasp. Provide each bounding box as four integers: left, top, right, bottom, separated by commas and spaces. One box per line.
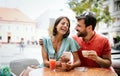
49, 54, 56, 72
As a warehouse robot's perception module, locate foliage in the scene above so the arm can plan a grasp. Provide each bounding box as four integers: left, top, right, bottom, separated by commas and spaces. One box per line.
67, 0, 113, 25
116, 36, 120, 43
0, 66, 12, 76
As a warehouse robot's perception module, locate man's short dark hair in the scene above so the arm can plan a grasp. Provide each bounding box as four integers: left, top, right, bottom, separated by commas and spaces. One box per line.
76, 11, 97, 30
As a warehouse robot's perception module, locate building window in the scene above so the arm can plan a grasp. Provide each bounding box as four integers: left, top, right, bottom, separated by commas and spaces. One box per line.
0, 36, 2, 40
114, 1, 120, 11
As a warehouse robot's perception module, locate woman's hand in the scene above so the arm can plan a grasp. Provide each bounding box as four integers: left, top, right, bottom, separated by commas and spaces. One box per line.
60, 55, 70, 63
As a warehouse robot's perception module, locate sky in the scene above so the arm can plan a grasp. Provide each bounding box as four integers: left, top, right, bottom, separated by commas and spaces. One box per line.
0, 0, 69, 19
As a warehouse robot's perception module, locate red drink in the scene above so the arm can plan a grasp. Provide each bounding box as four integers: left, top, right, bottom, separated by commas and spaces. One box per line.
49, 59, 56, 70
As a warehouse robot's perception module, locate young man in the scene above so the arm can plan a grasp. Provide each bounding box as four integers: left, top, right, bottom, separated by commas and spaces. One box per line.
38, 12, 113, 71
73, 11, 112, 68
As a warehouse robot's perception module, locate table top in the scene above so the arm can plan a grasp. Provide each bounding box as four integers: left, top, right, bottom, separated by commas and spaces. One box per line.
29, 67, 118, 76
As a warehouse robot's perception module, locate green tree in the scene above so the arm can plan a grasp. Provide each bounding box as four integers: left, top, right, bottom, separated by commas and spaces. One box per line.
67, 0, 113, 25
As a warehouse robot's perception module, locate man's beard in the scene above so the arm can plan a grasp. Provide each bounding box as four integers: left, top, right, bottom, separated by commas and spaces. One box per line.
76, 30, 87, 37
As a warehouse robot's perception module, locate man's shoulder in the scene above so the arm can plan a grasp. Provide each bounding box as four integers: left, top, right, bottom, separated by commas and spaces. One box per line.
72, 35, 82, 42
95, 33, 109, 41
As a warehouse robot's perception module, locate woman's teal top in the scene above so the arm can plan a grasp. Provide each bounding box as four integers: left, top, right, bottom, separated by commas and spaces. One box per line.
39, 36, 80, 67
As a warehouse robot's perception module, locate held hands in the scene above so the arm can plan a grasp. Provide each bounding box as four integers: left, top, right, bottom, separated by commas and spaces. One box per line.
60, 55, 70, 63
61, 62, 73, 71
60, 55, 73, 71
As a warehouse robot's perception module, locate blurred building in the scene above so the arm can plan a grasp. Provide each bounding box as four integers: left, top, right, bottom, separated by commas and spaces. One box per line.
109, 0, 120, 37
97, 0, 120, 47
0, 7, 36, 43
36, 8, 77, 37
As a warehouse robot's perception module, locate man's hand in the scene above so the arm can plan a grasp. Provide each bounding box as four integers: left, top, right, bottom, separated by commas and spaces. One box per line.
87, 50, 98, 61
61, 62, 73, 71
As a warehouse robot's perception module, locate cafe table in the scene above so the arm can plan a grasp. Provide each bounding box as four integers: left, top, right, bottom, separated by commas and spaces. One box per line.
29, 67, 118, 76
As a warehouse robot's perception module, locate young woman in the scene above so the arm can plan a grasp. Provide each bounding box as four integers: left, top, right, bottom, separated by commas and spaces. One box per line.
20, 16, 81, 76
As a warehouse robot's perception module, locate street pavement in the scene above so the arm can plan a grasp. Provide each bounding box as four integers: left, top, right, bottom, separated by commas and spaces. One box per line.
0, 44, 43, 66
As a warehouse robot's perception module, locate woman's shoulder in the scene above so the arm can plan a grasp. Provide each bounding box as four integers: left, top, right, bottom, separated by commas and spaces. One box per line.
65, 36, 76, 42
65, 36, 73, 40
42, 36, 51, 40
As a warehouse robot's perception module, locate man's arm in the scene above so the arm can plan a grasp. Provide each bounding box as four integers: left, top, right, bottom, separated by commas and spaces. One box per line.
87, 51, 111, 68
95, 53, 111, 68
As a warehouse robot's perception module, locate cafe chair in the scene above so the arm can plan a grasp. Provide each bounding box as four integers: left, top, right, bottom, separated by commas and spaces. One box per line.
9, 58, 40, 76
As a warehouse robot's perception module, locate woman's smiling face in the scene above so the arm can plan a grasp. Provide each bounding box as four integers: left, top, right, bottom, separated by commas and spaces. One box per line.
56, 18, 69, 36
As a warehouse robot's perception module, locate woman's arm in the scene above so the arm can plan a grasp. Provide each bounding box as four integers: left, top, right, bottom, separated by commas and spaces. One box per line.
39, 39, 49, 67
41, 45, 50, 67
